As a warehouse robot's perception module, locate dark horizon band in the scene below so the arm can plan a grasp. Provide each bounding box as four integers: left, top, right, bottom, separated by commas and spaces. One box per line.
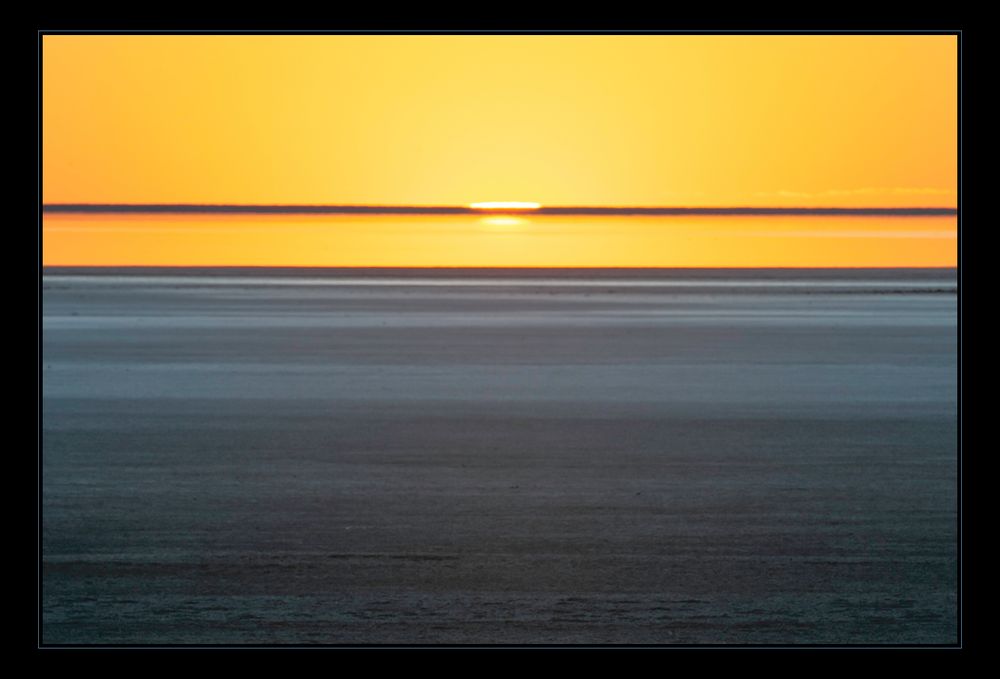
43, 204, 958, 216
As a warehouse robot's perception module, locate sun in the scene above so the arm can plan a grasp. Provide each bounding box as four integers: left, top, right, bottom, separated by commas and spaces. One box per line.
469, 201, 541, 210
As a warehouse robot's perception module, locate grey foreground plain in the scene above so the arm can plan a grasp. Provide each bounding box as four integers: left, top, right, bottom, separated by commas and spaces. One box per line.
41, 268, 958, 644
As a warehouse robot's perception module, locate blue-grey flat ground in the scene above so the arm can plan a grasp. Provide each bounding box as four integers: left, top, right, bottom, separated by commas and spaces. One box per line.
41, 268, 958, 645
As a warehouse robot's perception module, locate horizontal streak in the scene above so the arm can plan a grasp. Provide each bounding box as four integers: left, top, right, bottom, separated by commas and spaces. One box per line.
43, 204, 958, 216
41, 266, 959, 279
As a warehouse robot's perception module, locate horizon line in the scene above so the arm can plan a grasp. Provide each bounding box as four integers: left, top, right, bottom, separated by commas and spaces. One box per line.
42, 204, 958, 216
42, 265, 960, 271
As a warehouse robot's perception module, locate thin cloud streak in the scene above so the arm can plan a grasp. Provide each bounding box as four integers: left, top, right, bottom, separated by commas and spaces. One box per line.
759, 187, 957, 199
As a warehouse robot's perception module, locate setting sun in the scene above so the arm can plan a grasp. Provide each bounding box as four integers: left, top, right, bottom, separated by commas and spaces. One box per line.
470, 202, 542, 210
41, 34, 956, 267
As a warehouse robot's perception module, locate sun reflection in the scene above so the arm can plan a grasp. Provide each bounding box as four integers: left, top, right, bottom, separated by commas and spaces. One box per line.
482, 216, 526, 226
480, 216, 528, 231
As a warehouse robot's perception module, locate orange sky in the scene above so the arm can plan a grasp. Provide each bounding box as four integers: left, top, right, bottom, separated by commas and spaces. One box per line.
41, 34, 957, 267
42, 213, 955, 268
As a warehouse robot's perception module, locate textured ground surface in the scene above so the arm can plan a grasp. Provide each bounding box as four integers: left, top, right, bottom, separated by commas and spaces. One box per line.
41, 269, 958, 645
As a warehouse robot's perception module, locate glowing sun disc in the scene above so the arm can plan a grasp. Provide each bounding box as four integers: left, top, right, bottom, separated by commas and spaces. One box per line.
470, 201, 541, 210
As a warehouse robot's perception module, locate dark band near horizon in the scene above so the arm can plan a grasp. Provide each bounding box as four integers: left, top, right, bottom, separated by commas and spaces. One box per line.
43, 204, 958, 216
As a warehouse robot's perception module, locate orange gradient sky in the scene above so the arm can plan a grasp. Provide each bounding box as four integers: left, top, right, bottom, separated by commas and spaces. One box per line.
42, 34, 958, 267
